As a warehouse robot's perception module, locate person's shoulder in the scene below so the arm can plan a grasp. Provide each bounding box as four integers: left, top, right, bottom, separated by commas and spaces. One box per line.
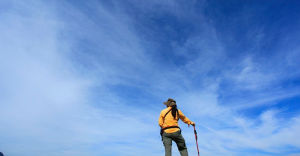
178, 109, 183, 113
160, 107, 169, 113
162, 107, 169, 112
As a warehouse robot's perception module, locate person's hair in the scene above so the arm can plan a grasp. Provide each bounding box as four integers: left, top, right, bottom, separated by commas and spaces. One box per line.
171, 104, 179, 119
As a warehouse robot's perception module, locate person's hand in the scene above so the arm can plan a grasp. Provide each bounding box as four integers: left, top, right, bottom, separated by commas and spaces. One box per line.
188, 122, 195, 127
191, 122, 195, 127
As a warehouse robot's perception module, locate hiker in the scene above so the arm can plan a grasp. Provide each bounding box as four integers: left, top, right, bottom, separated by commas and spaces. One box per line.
159, 98, 195, 156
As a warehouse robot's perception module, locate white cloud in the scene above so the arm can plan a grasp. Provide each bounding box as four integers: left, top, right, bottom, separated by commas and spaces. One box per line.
0, 1, 159, 155
1, 0, 300, 156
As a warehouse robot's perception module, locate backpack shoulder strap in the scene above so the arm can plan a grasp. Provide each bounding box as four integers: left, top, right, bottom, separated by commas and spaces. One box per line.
164, 108, 172, 118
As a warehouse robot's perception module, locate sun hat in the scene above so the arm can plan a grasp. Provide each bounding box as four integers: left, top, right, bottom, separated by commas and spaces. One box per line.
163, 98, 176, 107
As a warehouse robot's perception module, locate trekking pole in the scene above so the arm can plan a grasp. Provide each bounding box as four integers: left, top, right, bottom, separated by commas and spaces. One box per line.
193, 125, 200, 156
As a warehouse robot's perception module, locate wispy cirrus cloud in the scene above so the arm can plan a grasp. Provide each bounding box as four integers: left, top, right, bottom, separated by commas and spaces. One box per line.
0, 1, 160, 156
1, 0, 300, 156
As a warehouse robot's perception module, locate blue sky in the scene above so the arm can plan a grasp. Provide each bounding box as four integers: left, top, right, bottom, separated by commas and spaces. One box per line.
1, 0, 300, 156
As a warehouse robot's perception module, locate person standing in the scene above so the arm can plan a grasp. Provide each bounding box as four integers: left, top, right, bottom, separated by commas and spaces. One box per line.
159, 98, 195, 156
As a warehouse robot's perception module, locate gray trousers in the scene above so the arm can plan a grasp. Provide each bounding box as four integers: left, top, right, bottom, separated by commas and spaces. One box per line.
162, 130, 188, 156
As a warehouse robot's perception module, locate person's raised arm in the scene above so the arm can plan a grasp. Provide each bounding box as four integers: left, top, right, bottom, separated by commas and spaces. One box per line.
178, 110, 195, 126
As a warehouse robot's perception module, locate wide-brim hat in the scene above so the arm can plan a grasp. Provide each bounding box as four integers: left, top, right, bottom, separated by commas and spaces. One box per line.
163, 98, 176, 106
